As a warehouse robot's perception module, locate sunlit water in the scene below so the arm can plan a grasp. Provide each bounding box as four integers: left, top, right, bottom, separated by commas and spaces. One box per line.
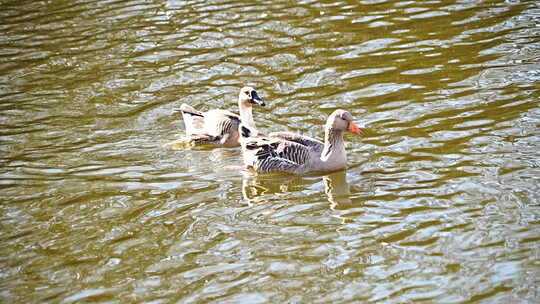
1, 0, 539, 303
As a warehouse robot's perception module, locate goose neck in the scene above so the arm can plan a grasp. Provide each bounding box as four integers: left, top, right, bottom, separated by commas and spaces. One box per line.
238, 100, 256, 129
321, 128, 345, 161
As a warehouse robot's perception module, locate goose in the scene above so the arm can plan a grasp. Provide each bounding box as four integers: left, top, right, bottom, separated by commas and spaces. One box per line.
178, 87, 265, 147
239, 109, 362, 174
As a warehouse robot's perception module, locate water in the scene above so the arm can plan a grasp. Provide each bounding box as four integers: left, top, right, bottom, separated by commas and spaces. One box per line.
1, 0, 539, 303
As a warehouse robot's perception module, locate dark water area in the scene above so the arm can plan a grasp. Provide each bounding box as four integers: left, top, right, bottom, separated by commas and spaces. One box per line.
1, 0, 539, 303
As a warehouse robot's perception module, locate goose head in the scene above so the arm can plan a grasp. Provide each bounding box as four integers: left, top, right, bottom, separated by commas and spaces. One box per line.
239, 86, 265, 107
327, 109, 362, 135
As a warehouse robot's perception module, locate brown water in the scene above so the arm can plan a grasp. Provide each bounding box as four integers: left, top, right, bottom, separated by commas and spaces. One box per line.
1, 0, 539, 303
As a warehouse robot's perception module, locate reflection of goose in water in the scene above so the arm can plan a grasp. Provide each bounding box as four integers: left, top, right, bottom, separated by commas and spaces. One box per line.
241, 172, 309, 203
323, 170, 351, 208
241, 170, 351, 207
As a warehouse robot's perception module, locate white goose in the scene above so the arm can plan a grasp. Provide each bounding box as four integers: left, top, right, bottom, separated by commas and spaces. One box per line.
178, 87, 265, 147
239, 109, 362, 174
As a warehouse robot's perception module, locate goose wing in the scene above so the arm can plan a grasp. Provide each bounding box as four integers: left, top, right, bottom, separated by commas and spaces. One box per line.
178, 106, 241, 146
268, 131, 324, 149
204, 109, 241, 137
243, 137, 313, 173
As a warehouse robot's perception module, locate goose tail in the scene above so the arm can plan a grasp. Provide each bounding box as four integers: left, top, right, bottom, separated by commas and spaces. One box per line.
177, 104, 204, 135
178, 103, 203, 116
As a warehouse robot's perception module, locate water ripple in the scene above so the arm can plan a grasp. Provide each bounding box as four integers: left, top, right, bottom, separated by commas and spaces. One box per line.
0, 0, 539, 303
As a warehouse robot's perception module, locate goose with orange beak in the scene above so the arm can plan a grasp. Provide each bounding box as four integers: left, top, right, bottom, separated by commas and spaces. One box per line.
239, 109, 363, 174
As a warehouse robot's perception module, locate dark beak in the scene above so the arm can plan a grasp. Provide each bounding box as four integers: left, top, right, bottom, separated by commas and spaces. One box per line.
250, 90, 265, 106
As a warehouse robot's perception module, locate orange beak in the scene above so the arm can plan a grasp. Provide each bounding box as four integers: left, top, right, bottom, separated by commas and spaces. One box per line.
347, 122, 362, 135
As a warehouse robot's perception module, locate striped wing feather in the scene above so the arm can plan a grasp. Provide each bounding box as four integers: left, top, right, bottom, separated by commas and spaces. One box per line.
204, 110, 240, 136
244, 137, 313, 173
268, 131, 323, 149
